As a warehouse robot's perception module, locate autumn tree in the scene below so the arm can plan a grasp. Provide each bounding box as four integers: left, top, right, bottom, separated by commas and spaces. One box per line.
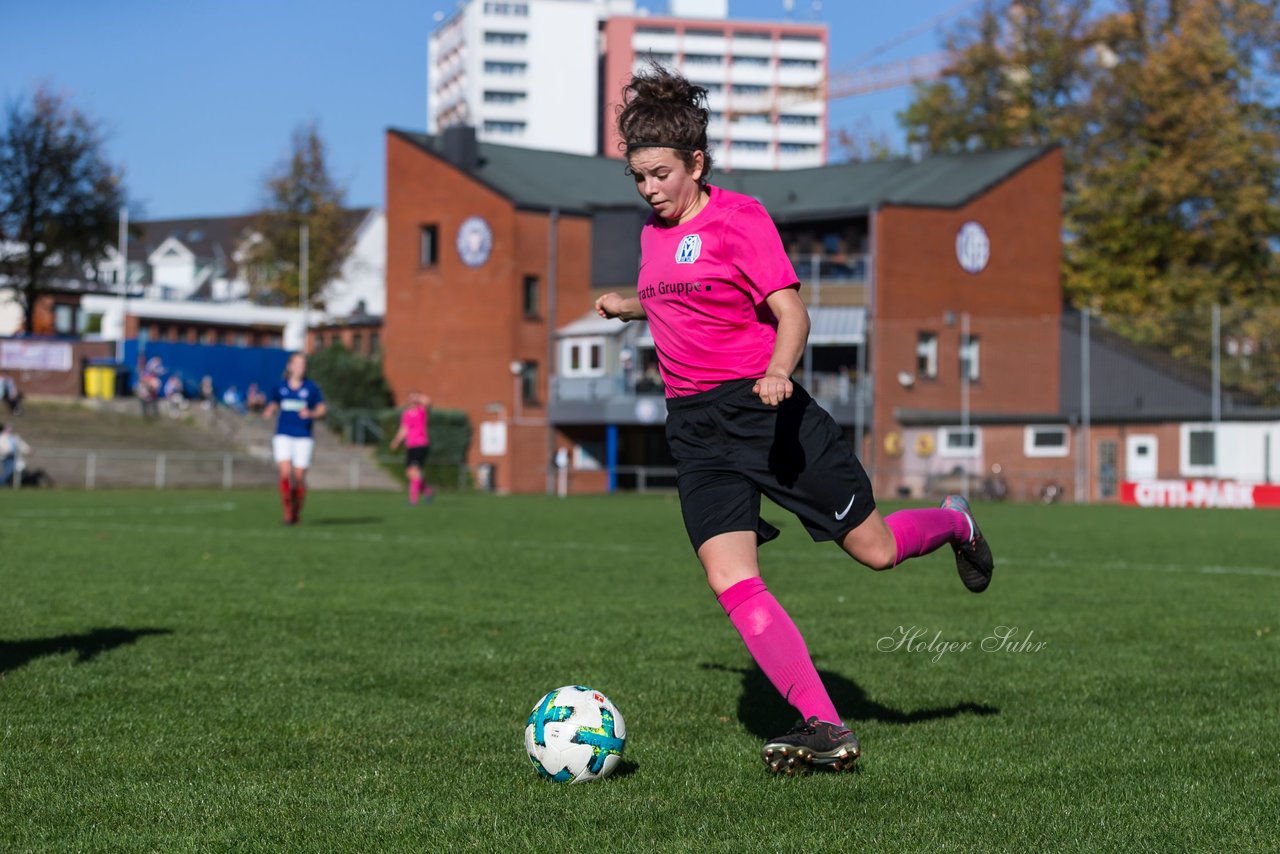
0, 86, 127, 334
902, 0, 1280, 400
899, 0, 1094, 153
243, 123, 352, 308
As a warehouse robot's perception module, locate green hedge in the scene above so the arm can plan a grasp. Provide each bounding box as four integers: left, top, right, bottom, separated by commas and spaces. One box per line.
327, 405, 473, 490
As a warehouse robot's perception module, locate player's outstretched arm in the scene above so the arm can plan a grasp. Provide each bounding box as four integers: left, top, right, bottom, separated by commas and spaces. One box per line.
262, 402, 278, 420
595, 293, 646, 322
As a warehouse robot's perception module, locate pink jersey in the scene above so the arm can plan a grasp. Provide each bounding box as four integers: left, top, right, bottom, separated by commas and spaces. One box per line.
637, 185, 799, 397
401, 405, 429, 448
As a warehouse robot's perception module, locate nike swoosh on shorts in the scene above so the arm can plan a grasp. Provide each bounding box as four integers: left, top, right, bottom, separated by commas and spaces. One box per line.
834, 494, 856, 520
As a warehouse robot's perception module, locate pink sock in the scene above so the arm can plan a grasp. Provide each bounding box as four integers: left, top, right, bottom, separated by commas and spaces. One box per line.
883, 509, 972, 566
717, 578, 842, 725
409, 476, 422, 504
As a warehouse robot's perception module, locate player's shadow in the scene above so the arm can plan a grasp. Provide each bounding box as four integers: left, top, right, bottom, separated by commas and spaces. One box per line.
0, 627, 173, 675
306, 517, 384, 526
702, 662, 999, 740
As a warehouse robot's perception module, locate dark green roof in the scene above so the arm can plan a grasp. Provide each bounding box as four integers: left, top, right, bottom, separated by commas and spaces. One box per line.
391, 129, 1054, 220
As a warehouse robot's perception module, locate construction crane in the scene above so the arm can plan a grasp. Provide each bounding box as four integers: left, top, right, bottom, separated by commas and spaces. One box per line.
726, 52, 950, 119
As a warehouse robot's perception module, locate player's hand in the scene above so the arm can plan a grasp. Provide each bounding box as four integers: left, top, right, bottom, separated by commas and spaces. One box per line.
595, 293, 626, 320
753, 370, 793, 407
299, 408, 311, 420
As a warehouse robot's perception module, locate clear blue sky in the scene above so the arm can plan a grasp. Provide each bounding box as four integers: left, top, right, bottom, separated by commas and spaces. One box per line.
1, 0, 973, 220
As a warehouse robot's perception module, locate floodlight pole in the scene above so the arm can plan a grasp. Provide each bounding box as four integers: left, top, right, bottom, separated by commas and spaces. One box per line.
117, 206, 128, 363
299, 223, 310, 353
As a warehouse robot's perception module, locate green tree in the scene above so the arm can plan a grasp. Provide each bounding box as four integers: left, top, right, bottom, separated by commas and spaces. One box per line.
902, 0, 1280, 399
0, 86, 127, 334
1068, 0, 1280, 319
306, 342, 392, 410
899, 0, 1094, 153
243, 122, 352, 308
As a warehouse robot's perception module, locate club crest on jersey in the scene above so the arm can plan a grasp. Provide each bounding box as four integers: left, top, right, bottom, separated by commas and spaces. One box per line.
675, 234, 702, 264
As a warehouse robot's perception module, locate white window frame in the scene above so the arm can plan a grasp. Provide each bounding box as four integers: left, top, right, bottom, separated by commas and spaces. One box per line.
1180, 423, 1217, 476
960, 335, 980, 382
938, 426, 982, 457
560, 337, 606, 379
1024, 425, 1070, 458
917, 332, 938, 379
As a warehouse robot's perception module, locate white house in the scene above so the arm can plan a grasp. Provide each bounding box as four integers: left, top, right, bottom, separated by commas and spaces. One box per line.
1, 209, 385, 352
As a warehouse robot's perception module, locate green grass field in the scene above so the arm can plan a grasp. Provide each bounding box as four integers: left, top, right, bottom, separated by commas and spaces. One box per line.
1, 490, 1276, 851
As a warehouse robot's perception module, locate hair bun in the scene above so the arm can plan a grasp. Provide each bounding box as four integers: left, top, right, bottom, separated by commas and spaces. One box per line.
617, 62, 714, 179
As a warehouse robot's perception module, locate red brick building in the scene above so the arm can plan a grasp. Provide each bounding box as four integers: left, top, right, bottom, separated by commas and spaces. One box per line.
382, 126, 1079, 496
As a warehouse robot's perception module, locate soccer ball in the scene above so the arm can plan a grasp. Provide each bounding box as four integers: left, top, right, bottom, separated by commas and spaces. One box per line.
525, 685, 626, 784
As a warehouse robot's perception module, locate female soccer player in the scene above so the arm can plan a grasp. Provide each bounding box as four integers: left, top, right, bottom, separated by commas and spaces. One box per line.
595, 64, 995, 775
389, 392, 433, 505
262, 352, 326, 525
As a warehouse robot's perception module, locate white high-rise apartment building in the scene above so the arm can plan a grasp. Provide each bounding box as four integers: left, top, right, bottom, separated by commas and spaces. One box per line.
429, 1, 631, 156
428, 0, 828, 169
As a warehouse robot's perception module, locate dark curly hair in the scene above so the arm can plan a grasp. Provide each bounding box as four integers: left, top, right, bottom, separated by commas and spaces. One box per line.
617, 62, 713, 181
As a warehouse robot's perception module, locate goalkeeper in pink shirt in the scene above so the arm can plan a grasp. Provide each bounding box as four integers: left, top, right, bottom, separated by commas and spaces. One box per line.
595, 64, 995, 775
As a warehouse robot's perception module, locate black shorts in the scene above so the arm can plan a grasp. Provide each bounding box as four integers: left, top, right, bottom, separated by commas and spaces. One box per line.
665, 378, 875, 552
406, 445, 430, 467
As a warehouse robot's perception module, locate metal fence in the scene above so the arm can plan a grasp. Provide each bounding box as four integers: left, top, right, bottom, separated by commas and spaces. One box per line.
13, 448, 390, 491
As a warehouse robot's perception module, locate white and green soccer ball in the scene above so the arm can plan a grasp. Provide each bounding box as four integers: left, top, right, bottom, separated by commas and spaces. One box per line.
524, 685, 626, 784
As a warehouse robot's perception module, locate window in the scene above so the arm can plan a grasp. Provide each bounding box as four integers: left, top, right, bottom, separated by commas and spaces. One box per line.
53, 304, 76, 335
779, 143, 819, 154
684, 53, 722, 65
731, 84, 768, 96
1025, 426, 1070, 458
960, 335, 980, 382
730, 140, 769, 152
352, 333, 364, 355
483, 120, 526, 135
1188, 430, 1215, 466
419, 225, 438, 267
483, 2, 528, 15
573, 442, 604, 471
520, 361, 540, 406
779, 114, 818, 126
561, 338, 605, 378
780, 58, 819, 69
731, 55, 770, 66
484, 90, 527, 104
938, 427, 981, 457
483, 60, 527, 75
522, 275, 540, 318
1181, 425, 1217, 475
916, 332, 938, 379
484, 31, 527, 45
636, 26, 676, 35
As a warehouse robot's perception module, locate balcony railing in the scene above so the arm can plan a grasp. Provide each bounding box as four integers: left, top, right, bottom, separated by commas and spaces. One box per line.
550, 371, 871, 426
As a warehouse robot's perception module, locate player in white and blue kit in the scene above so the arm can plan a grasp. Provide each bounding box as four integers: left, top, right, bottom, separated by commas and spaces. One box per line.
262, 352, 326, 525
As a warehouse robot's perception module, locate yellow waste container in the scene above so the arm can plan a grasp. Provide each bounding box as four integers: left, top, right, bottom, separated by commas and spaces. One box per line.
84, 365, 116, 400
